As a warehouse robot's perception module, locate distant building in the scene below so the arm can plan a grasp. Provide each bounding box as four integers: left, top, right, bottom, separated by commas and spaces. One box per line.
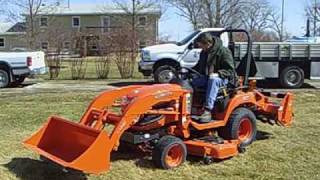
0, 5, 161, 55
0, 23, 27, 51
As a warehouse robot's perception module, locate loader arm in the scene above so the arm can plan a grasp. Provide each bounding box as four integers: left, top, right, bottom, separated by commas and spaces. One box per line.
23, 84, 188, 174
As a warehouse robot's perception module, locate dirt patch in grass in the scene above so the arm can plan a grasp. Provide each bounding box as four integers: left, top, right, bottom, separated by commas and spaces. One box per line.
0, 90, 319, 179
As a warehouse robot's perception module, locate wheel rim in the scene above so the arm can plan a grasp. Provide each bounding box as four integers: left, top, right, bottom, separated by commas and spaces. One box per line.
158, 70, 176, 83
238, 118, 253, 142
0, 71, 8, 87
165, 144, 184, 168
286, 69, 301, 86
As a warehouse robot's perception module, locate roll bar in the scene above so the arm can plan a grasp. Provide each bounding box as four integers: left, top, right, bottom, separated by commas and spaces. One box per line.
220, 29, 253, 87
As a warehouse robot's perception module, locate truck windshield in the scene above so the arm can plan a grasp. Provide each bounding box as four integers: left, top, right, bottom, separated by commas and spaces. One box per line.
176, 30, 200, 46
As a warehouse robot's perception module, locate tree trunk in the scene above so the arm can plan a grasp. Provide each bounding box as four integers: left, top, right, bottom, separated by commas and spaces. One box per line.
215, 0, 221, 27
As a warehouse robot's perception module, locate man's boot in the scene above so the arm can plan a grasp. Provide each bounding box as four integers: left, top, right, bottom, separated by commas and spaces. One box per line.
198, 109, 213, 123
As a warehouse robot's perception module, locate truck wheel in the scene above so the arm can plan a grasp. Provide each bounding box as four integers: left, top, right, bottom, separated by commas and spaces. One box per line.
154, 65, 177, 83
0, 69, 9, 88
152, 135, 187, 169
280, 66, 304, 88
218, 108, 257, 147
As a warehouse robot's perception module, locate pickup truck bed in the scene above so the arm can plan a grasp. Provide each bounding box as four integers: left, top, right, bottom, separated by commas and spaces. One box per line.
0, 51, 46, 88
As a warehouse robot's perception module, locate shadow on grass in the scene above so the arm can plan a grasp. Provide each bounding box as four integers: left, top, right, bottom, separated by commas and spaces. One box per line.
8, 82, 37, 89
108, 81, 155, 87
3, 158, 87, 180
257, 80, 315, 89
111, 149, 156, 170
256, 130, 273, 141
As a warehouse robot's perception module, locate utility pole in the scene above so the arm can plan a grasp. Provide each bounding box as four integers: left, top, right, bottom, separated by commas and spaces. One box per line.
314, 0, 317, 36
280, 0, 285, 41
132, 0, 136, 47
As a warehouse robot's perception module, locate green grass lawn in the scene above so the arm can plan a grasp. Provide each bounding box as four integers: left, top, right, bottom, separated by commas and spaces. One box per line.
42, 58, 146, 80
0, 89, 320, 180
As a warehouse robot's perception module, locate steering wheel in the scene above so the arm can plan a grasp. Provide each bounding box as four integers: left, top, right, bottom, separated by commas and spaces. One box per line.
179, 67, 203, 79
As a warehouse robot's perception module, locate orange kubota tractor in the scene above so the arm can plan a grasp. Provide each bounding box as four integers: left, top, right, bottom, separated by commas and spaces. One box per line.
23, 29, 293, 174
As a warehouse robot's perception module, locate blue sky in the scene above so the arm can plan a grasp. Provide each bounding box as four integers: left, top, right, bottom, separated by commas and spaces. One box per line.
161, 0, 308, 40
1, 0, 308, 40
77, 0, 308, 40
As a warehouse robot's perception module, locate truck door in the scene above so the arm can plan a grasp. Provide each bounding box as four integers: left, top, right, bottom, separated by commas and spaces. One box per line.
182, 31, 228, 68
182, 47, 202, 68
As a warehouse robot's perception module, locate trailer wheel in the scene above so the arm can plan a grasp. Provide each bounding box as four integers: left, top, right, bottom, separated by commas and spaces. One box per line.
280, 66, 304, 88
154, 65, 177, 83
218, 108, 257, 147
152, 135, 187, 169
0, 69, 10, 88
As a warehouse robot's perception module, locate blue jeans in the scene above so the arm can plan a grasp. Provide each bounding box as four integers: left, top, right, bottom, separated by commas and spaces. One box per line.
192, 76, 228, 110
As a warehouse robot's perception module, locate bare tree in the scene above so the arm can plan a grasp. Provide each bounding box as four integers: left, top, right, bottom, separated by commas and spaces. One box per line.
110, 27, 138, 78
239, 0, 272, 34
305, 0, 320, 36
95, 35, 112, 79
168, 0, 204, 29
104, 0, 162, 78
201, 0, 245, 28
168, 0, 285, 41
2, 0, 63, 49
168, 0, 245, 29
44, 21, 66, 79
267, 11, 284, 41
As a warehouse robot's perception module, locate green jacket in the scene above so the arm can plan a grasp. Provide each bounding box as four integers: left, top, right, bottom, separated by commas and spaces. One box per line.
194, 36, 237, 85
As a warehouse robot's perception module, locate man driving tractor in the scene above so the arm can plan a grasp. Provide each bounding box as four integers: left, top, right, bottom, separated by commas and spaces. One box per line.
193, 33, 237, 123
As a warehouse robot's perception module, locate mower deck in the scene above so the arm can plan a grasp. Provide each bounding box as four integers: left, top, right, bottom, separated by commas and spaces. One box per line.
185, 138, 239, 160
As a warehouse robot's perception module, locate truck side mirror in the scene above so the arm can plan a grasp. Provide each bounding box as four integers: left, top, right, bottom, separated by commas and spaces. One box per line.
187, 43, 194, 50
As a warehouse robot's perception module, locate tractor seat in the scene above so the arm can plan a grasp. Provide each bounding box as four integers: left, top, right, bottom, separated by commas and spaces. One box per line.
193, 85, 235, 112
136, 115, 164, 126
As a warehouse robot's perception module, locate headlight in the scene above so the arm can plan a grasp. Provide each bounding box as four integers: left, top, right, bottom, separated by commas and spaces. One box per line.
141, 50, 151, 61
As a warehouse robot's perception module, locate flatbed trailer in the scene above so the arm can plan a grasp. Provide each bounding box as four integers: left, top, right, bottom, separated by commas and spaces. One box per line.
234, 42, 320, 88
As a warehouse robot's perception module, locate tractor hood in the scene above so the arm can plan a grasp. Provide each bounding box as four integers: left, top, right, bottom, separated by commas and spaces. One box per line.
143, 43, 183, 53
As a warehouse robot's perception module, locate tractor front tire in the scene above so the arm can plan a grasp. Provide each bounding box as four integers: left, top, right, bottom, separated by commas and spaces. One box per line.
152, 135, 187, 169
218, 108, 257, 147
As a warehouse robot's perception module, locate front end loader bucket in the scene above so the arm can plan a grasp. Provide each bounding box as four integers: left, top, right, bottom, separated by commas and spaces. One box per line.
23, 116, 112, 174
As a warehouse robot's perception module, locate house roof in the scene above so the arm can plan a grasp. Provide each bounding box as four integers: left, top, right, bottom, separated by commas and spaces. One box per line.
26, 4, 161, 16
7, 22, 26, 32
0, 22, 27, 35
0, 22, 12, 33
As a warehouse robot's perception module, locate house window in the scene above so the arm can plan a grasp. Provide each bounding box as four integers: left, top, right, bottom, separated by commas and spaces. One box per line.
40, 17, 48, 27
101, 16, 110, 33
63, 41, 71, 50
139, 40, 147, 49
0, 38, 5, 48
138, 16, 147, 26
72, 16, 80, 27
41, 42, 49, 50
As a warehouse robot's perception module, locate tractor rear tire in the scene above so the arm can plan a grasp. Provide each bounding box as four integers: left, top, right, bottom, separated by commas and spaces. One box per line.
152, 135, 187, 169
218, 108, 257, 147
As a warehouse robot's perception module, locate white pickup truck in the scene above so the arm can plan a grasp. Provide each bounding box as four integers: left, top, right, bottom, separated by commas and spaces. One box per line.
139, 28, 320, 88
0, 51, 46, 88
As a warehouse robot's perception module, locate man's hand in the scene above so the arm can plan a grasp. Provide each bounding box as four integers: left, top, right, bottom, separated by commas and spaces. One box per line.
209, 73, 219, 79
